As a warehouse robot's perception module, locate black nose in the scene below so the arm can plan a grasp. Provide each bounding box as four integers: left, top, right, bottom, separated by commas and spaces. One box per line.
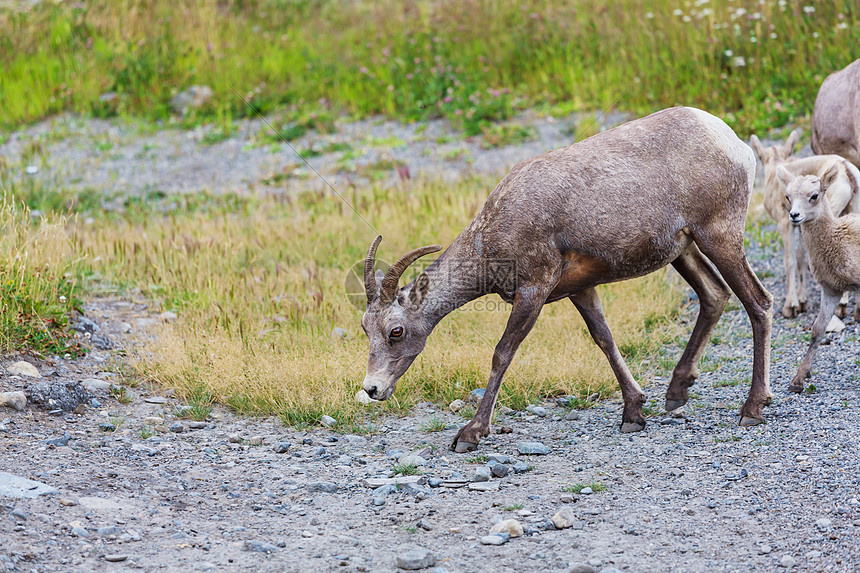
790, 211, 800, 221
366, 385, 378, 399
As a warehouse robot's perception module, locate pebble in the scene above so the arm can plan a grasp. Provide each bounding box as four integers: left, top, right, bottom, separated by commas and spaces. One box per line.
10, 508, 27, 521
517, 441, 550, 455
759, 545, 772, 554
551, 507, 578, 530
779, 555, 797, 568
81, 378, 111, 392
320, 415, 337, 427
0, 391, 27, 412
355, 390, 374, 404
6, 361, 40, 378
243, 540, 278, 553
159, 311, 178, 322
399, 453, 428, 466
487, 460, 510, 478
448, 399, 465, 413
580, 486, 594, 495
104, 554, 129, 562
396, 548, 436, 570
228, 434, 242, 443
468, 482, 499, 492
489, 519, 523, 538
273, 442, 291, 454
487, 454, 513, 464
249, 436, 263, 445
43, 431, 71, 446
567, 564, 596, 573
565, 410, 580, 421
814, 518, 832, 530
143, 396, 169, 404
479, 535, 505, 546
512, 462, 533, 473
526, 404, 547, 417
472, 467, 491, 482
98, 526, 120, 536
144, 417, 165, 425
169, 422, 185, 433
99, 422, 116, 432
188, 421, 207, 429
308, 481, 338, 493
468, 388, 486, 406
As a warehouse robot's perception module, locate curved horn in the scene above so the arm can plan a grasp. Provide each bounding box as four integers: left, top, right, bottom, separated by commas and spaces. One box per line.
380, 244, 442, 302
364, 235, 383, 304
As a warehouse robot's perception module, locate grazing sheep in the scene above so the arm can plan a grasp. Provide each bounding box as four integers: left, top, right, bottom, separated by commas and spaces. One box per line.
777, 165, 860, 393
812, 59, 860, 168
362, 107, 774, 452
749, 134, 860, 318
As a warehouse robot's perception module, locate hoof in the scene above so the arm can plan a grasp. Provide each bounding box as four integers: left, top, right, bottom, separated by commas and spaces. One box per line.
739, 416, 764, 427
798, 302, 807, 313
620, 421, 645, 433
788, 383, 803, 394
453, 440, 478, 453
781, 306, 796, 319
835, 304, 847, 319
665, 398, 687, 412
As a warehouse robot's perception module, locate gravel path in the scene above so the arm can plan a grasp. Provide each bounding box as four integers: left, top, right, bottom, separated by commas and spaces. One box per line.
1, 115, 859, 572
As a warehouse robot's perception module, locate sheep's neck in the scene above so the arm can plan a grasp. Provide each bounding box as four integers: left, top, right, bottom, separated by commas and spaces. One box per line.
418, 243, 495, 329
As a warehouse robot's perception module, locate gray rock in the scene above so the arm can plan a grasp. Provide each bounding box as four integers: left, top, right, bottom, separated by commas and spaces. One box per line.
586, 392, 600, 403
814, 517, 832, 530
243, 540, 278, 554
428, 478, 443, 488
144, 396, 169, 404
487, 460, 510, 478
448, 399, 465, 413
565, 410, 580, 421
0, 472, 59, 498
526, 404, 547, 417
159, 311, 178, 322
99, 422, 116, 432
187, 421, 207, 430
26, 380, 89, 411
71, 526, 89, 537
487, 453, 513, 465
308, 481, 338, 493
81, 378, 111, 392
399, 453, 428, 466
490, 519, 523, 537
779, 555, 797, 568
6, 361, 40, 378
71, 316, 100, 334
468, 482, 500, 492
480, 535, 505, 545
517, 441, 550, 455
273, 442, 291, 454
580, 486, 594, 495
249, 435, 264, 445
472, 467, 491, 482
169, 422, 185, 433
104, 555, 129, 563
556, 396, 573, 407
170, 86, 213, 116
0, 391, 27, 411
43, 431, 71, 446
567, 564, 596, 573
10, 507, 27, 521
512, 462, 533, 473
98, 526, 120, 536
468, 388, 486, 406
228, 434, 242, 443
552, 507, 578, 529
320, 415, 337, 427
396, 548, 436, 570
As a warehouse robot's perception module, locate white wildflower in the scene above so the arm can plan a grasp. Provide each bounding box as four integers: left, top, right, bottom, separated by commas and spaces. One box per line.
803, 6, 815, 14
732, 56, 746, 68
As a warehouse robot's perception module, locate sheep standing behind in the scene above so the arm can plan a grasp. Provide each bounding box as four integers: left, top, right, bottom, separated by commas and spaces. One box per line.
777, 165, 860, 392
749, 134, 860, 318
812, 59, 860, 167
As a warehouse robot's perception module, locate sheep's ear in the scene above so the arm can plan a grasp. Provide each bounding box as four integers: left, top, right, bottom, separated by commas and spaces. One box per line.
819, 164, 840, 194
782, 131, 800, 157
749, 135, 765, 161
776, 165, 794, 186
408, 272, 430, 308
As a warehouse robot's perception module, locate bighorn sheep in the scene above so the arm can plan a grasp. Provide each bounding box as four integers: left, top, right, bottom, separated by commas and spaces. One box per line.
812, 59, 860, 168
362, 107, 773, 452
749, 134, 860, 318
777, 166, 860, 392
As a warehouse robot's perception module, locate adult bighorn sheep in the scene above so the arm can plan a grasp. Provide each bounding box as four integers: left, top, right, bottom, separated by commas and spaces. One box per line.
778, 166, 860, 392
812, 58, 860, 168
362, 107, 773, 453
749, 134, 860, 318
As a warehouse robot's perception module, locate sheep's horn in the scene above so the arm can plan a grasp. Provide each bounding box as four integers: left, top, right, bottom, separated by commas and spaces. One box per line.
380, 244, 442, 302
364, 235, 383, 304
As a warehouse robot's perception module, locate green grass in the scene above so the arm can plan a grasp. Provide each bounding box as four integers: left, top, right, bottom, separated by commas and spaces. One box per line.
393, 463, 421, 476
503, 503, 524, 511
419, 416, 449, 432
465, 454, 489, 464
109, 384, 132, 404
562, 481, 606, 493
2, 1, 859, 135
480, 124, 536, 149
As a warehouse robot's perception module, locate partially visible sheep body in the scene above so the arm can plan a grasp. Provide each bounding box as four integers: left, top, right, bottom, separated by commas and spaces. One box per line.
812, 59, 860, 167
778, 165, 860, 392
749, 134, 860, 318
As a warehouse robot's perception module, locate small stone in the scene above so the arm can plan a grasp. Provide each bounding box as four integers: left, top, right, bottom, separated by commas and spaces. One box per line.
416, 519, 433, 531
428, 478, 443, 488
468, 482, 499, 492
487, 460, 509, 478
480, 535, 505, 546
560, 493, 574, 503
779, 555, 797, 568
565, 410, 580, 421
490, 519, 523, 538
71, 527, 89, 537
586, 393, 599, 403
169, 422, 185, 433
59, 498, 78, 507
556, 396, 573, 407
468, 388, 486, 406
0, 391, 27, 411
98, 526, 120, 536
188, 421, 207, 429
81, 378, 111, 392
580, 486, 593, 495
552, 507, 578, 529
143, 396, 168, 404
104, 555, 129, 563
517, 441, 550, 455
567, 563, 596, 573
805, 550, 821, 559
273, 442, 291, 454
243, 540, 278, 554
487, 454, 513, 465
472, 467, 491, 482
320, 415, 337, 427
448, 399, 465, 413
159, 311, 178, 322
526, 405, 547, 417
99, 422, 116, 432
10, 508, 27, 521
249, 436, 263, 446
815, 518, 832, 530
512, 462, 532, 474
228, 434, 242, 443
399, 453, 427, 466
355, 389, 375, 405
396, 548, 436, 570
308, 481, 338, 493
759, 545, 772, 555
6, 361, 40, 378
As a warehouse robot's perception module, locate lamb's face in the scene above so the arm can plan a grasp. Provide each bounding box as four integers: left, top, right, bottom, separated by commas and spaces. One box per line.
784, 175, 824, 224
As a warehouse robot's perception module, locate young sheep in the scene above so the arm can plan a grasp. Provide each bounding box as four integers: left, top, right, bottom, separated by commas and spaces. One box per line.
777, 165, 860, 392
749, 134, 860, 318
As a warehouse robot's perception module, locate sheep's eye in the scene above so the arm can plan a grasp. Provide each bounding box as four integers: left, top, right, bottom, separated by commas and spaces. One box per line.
390, 326, 404, 339
810, 193, 819, 202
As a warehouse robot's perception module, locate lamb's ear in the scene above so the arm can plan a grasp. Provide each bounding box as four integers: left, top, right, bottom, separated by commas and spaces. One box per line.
782, 130, 800, 157
819, 164, 840, 194
749, 135, 765, 161
776, 165, 794, 186
408, 272, 430, 308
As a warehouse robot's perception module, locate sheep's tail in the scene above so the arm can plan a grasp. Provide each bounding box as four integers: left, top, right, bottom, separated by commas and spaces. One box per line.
843, 159, 860, 215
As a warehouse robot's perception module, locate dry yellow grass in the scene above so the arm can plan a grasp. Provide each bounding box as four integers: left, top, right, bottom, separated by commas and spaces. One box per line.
70, 178, 685, 425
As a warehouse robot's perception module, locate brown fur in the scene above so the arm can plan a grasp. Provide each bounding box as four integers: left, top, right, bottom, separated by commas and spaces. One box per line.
812, 59, 860, 167
362, 107, 774, 451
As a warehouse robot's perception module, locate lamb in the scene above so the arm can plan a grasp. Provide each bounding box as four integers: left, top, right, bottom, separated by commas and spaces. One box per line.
812, 58, 860, 168
777, 165, 860, 392
749, 134, 860, 318
361, 107, 774, 452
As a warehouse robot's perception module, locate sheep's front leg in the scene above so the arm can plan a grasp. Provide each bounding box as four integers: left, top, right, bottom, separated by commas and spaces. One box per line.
779, 218, 801, 318
451, 286, 547, 453
789, 287, 842, 393
570, 288, 646, 432
795, 226, 810, 313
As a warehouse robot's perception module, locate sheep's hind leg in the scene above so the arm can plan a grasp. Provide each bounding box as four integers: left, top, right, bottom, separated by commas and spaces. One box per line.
790, 287, 841, 393
835, 291, 850, 320
570, 288, 646, 433
665, 244, 731, 412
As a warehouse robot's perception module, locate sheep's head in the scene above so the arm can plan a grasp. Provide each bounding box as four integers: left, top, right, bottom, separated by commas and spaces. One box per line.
749, 131, 799, 166
361, 236, 441, 400
777, 164, 840, 224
